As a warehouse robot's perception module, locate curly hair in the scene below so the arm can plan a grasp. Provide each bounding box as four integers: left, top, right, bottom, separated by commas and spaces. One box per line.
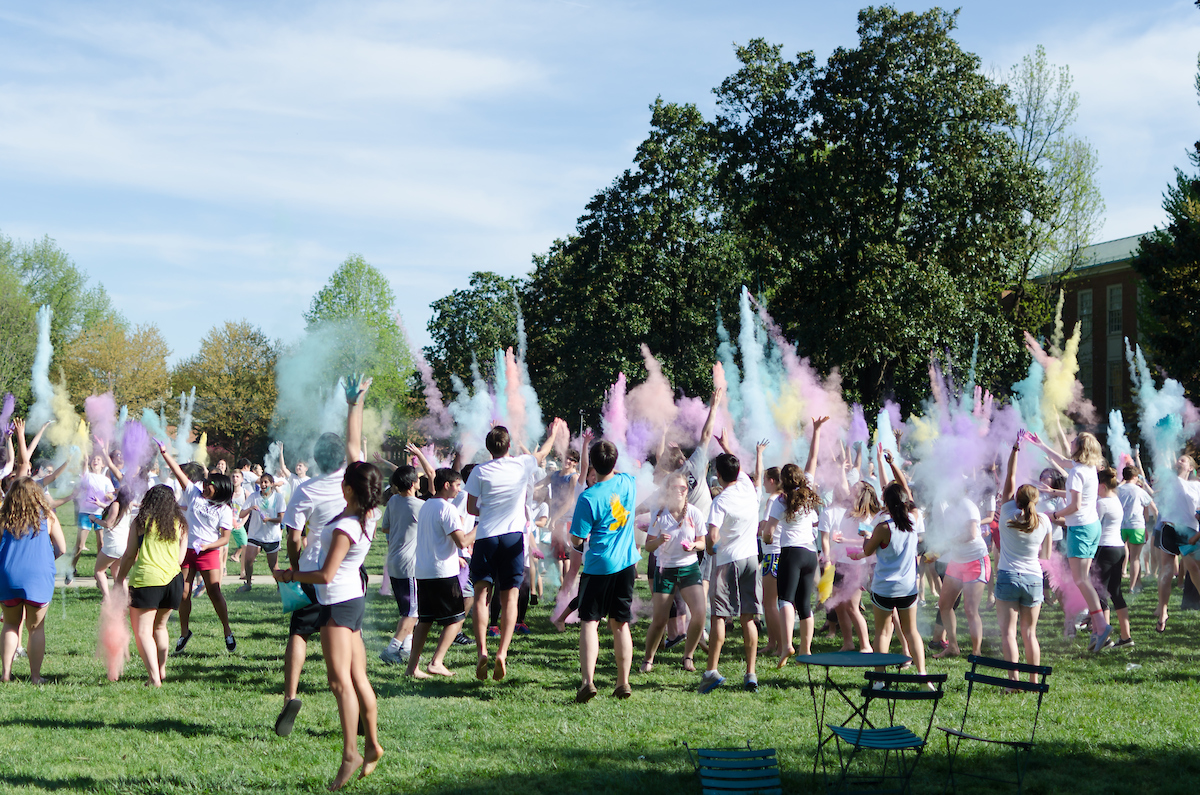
778, 463, 821, 521
133, 484, 187, 543
0, 478, 52, 539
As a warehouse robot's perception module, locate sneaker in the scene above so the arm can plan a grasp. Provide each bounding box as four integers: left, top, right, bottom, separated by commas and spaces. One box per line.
15, 646, 26, 659
1114, 637, 1135, 649
225, 634, 237, 652
698, 671, 726, 694
664, 634, 686, 650
275, 698, 302, 737
174, 630, 193, 654
379, 645, 406, 665
1089, 624, 1113, 653
452, 632, 473, 646
514, 623, 532, 635
530, 594, 539, 606
743, 674, 759, 693
928, 639, 948, 651
192, 579, 205, 597
487, 626, 500, 638
611, 683, 632, 699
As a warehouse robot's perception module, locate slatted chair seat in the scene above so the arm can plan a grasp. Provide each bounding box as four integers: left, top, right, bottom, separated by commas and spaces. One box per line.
827, 725, 924, 751
685, 744, 782, 795
937, 654, 1052, 794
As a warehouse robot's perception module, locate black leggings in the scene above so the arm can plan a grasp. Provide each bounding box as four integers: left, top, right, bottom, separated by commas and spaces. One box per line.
777, 546, 819, 619
1094, 545, 1127, 611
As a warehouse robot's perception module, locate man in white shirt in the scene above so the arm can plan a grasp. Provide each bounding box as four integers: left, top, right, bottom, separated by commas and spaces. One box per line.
700, 452, 762, 694
466, 419, 565, 681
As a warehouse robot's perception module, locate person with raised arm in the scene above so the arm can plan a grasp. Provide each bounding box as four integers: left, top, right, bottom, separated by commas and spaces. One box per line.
156, 437, 237, 653
1026, 431, 1113, 650
465, 417, 567, 681
274, 375, 384, 790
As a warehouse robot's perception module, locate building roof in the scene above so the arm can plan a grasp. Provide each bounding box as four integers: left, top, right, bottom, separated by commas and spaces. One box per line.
1031, 232, 1147, 281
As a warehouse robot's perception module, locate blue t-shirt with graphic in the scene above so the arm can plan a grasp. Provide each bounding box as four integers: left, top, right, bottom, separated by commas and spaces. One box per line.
570, 472, 639, 575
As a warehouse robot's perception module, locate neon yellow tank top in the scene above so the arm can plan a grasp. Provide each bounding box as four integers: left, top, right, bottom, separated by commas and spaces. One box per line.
129, 523, 182, 589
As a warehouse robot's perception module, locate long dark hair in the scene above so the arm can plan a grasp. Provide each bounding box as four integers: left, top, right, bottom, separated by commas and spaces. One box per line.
1008, 484, 1042, 534
204, 472, 233, 505
134, 484, 187, 543
882, 482, 915, 533
343, 461, 384, 534
105, 487, 135, 525
778, 463, 821, 522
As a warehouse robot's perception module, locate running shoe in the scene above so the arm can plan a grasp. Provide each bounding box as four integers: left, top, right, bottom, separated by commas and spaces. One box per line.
743, 673, 759, 693
514, 623, 532, 635
174, 630, 193, 654
379, 645, 406, 665
698, 670, 726, 694
664, 634, 686, 650
452, 632, 473, 646
225, 633, 237, 652
1089, 623, 1113, 652
487, 626, 500, 638
1113, 637, 1135, 649
64, 567, 74, 585
275, 698, 302, 737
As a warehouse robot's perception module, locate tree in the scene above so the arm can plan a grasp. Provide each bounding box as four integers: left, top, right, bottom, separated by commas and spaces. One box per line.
523, 99, 748, 424
61, 317, 172, 414
171, 321, 279, 458
304, 254, 414, 414
424, 271, 521, 397
1130, 54, 1200, 399
0, 248, 37, 409
713, 9, 1044, 410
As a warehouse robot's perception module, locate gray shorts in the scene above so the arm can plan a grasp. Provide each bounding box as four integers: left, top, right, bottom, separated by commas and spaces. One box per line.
710, 557, 762, 618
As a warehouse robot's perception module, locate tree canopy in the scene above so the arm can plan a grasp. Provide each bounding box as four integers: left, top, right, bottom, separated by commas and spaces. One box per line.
63, 318, 172, 415
424, 271, 521, 398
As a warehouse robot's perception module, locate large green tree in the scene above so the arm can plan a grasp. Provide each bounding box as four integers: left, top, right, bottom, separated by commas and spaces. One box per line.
1130, 55, 1200, 399
713, 8, 1045, 409
304, 254, 414, 414
523, 99, 748, 424
424, 271, 521, 397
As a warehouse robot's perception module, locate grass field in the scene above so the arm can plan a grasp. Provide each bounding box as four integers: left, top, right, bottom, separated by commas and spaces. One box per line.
2, 527, 1199, 795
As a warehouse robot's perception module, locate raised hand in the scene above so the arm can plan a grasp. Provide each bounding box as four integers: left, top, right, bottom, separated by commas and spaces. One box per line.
811, 416, 829, 430
344, 374, 373, 405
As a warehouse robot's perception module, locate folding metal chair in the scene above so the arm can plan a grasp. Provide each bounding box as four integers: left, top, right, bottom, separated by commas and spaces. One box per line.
825, 671, 947, 795
683, 742, 782, 795
937, 654, 1052, 794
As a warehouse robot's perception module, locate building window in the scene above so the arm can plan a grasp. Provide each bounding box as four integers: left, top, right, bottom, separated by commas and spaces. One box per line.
1078, 289, 1093, 351
1108, 361, 1123, 412
1107, 284, 1123, 335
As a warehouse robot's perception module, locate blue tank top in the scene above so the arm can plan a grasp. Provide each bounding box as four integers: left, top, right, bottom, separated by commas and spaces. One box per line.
0, 520, 56, 604
871, 517, 919, 598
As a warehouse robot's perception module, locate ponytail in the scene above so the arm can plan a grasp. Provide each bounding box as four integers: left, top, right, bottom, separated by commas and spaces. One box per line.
1008, 484, 1041, 534
881, 482, 914, 533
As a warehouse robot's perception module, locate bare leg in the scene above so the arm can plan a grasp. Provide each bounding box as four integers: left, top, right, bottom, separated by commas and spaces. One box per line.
762, 573, 781, 655
284, 634, 307, 701
642, 592, 673, 668
1, 604, 21, 681
936, 577, 964, 657
130, 607, 162, 686
473, 582, 491, 675
996, 600, 1019, 677
153, 609, 172, 681
579, 619, 600, 689
706, 615, 726, 672
178, 567, 197, 637
405, 622, 434, 679
201, 568, 234, 637
896, 606, 926, 674
680, 585, 706, 670
962, 580, 986, 656
740, 613, 758, 676
1129, 543, 1144, 590
321, 624, 364, 791
350, 631, 382, 780
610, 617, 632, 690
777, 602, 796, 666
240, 545, 259, 591
493, 587, 519, 679
93, 553, 116, 599
22, 604, 49, 684
1020, 604, 1042, 682
427, 620, 463, 676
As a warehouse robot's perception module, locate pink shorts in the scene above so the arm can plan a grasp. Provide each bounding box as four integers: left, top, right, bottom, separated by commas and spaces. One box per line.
182, 548, 222, 572
2, 599, 46, 608
946, 555, 991, 585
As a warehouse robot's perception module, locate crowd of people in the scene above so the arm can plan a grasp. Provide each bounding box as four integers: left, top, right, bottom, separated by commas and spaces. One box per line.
0, 378, 1198, 788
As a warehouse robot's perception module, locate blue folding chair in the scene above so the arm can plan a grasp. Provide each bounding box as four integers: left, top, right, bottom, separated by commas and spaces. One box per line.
826, 671, 946, 795
684, 742, 782, 795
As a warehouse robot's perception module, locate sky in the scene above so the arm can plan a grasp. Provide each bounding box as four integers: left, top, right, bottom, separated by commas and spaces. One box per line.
0, 0, 1197, 364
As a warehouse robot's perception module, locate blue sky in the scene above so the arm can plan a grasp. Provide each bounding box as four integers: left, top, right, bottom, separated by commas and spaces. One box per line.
1, 1, 1197, 364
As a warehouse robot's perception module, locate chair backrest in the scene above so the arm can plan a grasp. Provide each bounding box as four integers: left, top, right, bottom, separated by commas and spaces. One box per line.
692, 747, 782, 795
859, 672, 948, 745
960, 655, 1052, 744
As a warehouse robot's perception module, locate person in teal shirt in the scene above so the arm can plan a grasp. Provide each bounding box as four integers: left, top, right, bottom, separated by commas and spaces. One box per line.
570, 440, 638, 702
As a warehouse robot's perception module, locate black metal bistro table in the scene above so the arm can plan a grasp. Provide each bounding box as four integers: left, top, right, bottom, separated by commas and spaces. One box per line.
793, 651, 911, 786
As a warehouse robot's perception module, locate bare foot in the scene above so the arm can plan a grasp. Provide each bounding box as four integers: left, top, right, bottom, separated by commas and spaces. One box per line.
359, 745, 383, 780
329, 752, 364, 791
427, 663, 455, 677
29, 676, 47, 685
493, 656, 507, 681
407, 668, 431, 680
682, 656, 696, 673
933, 648, 960, 659
777, 647, 795, 670
552, 619, 567, 633
639, 660, 653, 674
475, 656, 490, 681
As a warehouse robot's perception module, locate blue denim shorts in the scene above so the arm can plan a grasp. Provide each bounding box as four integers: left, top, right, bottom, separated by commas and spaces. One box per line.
994, 569, 1044, 608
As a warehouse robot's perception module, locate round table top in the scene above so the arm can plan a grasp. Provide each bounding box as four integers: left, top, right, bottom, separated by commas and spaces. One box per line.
793, 651, 911, 668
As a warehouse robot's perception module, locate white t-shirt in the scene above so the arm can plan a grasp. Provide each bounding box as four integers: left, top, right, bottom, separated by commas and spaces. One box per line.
648, 504, 705, 569
817, 505, 852, 564
758, 489, 780, 555
465, 454, 538, 540
940, 497, 987, 564
313, 513, 377, 605
1161, 476, 1200, 532
1063, 464, 1099, 526
285, 467, 348, 573
416, 497, 463, 580
996, 501, 1050, 578
707, 472, 759, 565
1116, 483, 1153, 530
184, 482, 234, 547
1096, 495, 1123, 547
684, 447, 712, 514
246, 490, 285, 544
768, 495, 818, 551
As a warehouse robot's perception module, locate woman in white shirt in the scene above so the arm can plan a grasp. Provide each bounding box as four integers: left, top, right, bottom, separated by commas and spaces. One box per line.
1027, 431, 1112, 652
275, 376, 384, 791
1093, 468, 1132, 647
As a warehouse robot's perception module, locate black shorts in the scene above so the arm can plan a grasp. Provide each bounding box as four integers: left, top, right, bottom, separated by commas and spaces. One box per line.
417, 576, 466, 625
390, 576, 419, 619
247, 538, 281, 554
288, 583, 323, 637
129, 573, 184, 611
319, 596, 365, 632
469, 533, 525, 591
871, 592, 918, 610
577, 564, 637, 623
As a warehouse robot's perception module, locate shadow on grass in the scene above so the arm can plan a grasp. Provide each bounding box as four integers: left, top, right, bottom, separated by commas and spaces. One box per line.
0, 715, 209, 737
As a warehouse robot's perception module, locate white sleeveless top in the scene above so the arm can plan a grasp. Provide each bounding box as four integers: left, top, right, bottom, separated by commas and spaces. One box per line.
870, 514, 919, 598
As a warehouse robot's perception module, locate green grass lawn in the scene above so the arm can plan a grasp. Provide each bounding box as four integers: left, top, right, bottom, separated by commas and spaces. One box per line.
2, 531, 1199, 794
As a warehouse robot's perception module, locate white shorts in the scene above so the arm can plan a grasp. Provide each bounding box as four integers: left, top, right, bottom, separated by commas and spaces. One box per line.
100, 527, 128, 559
